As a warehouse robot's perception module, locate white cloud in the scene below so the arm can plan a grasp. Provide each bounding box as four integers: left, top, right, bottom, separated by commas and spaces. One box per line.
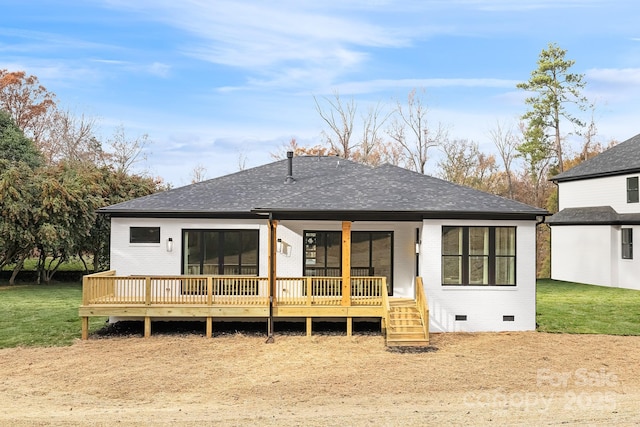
587, 67, 640, 85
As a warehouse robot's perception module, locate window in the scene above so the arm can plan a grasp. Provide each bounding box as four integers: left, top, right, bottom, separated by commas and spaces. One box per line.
130, 227, 160, 244
628, 177, 639, 203
442, 226, 516, 286
303, 231, 342, 276
351, 231, 394, 295
303, 230, 394, 295
183, 230, 259, 275
622, 228, 633, 260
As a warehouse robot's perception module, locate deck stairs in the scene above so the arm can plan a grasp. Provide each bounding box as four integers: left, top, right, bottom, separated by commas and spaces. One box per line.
385, 298, 430, 347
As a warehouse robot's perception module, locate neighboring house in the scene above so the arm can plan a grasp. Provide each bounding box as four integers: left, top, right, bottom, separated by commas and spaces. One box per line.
81, 153, 546, 343
548, 133, 640, 290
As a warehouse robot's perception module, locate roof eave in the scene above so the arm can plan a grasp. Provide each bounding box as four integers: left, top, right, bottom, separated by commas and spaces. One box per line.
551, 167, 640, 183
251, 208, 548, 221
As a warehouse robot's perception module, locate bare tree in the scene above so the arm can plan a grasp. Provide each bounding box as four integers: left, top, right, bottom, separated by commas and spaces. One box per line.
103, 125, 150, 174
44, 109, 102, 164
488, 120, 519, 199
354, 101, 391, 166
190, 163, 207, 183
314, 91, 356, 158
387, 89, 447, 174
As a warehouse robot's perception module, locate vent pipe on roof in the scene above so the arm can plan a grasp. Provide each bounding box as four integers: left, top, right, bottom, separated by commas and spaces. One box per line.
285, 151, 295, 184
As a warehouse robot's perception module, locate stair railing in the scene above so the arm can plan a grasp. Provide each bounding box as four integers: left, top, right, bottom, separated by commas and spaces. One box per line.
381, 277, 391, 341
415, 277, 429, 343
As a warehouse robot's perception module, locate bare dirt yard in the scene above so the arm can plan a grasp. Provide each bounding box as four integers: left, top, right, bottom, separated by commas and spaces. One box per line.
1, 327, 640, 426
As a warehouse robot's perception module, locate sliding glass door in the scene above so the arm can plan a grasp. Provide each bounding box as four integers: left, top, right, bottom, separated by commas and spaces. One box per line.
183, 229, 259, 275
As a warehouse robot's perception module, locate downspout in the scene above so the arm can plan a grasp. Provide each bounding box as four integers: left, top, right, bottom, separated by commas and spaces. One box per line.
266, 213, 276, 343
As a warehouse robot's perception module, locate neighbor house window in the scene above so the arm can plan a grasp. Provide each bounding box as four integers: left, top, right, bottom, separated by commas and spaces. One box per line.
628, 177, 639, 203
183, 230, 259, 275
622, 228, 633, 259
442, 226, 516, 286
130, 226, 160, 244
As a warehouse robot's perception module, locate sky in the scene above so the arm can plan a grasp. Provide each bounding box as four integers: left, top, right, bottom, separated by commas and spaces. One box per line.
2, 0, 640, 187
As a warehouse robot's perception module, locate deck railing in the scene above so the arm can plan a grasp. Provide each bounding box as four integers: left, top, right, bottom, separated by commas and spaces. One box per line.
82, 271, 386, 307
415, 276, 429, 339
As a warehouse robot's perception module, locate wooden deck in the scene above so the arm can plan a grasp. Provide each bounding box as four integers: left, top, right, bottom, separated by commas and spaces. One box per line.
80, 271, 429, 345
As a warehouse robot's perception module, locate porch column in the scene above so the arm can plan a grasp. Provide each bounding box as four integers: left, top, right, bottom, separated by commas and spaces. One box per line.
266, 218, 278, 343
341, 221, 351, 306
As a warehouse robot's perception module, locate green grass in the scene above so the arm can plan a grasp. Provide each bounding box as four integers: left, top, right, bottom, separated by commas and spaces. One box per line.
0, 282, 106, 348
537, 279, 640, 335
1, 256, 93, 272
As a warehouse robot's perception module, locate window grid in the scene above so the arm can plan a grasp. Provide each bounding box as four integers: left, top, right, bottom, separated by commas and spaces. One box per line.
442, 226, 516, 286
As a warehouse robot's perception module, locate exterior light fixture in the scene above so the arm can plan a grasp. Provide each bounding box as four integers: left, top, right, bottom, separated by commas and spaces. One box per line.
276, 238, 283, 254
166, 237, 173, 252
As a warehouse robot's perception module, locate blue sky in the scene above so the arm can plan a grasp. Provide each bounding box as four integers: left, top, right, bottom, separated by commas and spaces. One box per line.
2, 0, 640, 186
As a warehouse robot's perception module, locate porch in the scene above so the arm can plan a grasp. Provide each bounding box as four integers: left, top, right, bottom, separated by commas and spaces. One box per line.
79, 271, 430, 346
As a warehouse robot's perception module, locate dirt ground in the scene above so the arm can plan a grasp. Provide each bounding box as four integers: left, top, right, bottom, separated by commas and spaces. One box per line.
1, 327, 640, 426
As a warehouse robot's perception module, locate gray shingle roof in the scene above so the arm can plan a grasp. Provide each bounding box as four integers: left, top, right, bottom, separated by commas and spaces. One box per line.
547, 206, 640, 225
551, 133, 640, 182
100, 155, 547, 219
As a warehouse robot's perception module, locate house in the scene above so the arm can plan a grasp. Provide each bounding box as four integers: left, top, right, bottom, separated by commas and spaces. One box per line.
548, 134, 640, 290
80, 153, 547, 344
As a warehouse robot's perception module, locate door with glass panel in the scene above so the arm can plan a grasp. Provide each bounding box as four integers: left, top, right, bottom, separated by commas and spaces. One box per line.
303, 230, 393, 296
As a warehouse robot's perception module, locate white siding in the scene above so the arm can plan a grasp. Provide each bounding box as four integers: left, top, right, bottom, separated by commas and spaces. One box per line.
111, 217, 539, 332
618, 225, 640, 290
111, 218, 420, 298
419, 219, 537, 332
551, 225, 614, 287
110, 218, 268, 276
559, 173, 640, 213
551, 225, 640, 290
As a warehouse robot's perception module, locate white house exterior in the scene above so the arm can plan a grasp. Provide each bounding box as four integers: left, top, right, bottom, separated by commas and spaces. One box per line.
101, 154, 546, 333
549, 134, 640, 290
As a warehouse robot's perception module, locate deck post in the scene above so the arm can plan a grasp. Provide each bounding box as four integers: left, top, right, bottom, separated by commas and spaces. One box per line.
346, 317, 353, 336
341, 221, 352, 306
81, 317, 89, 340
144, 316, 151, 338
306, 317, 312, 336
206, 317, 212, 338
145, 277, 151, 306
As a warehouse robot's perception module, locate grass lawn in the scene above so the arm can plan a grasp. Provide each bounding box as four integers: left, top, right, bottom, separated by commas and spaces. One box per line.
0, 279, 638, 349
537, 279, 640, 335
0, 282, 106, 349
1, 256, 93, 272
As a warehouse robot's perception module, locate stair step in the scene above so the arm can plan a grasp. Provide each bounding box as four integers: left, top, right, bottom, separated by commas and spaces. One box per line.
389, 325, 424, 334
389, 312, 421, 318
388, 333, 427, 340
386, 339, 430, 347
